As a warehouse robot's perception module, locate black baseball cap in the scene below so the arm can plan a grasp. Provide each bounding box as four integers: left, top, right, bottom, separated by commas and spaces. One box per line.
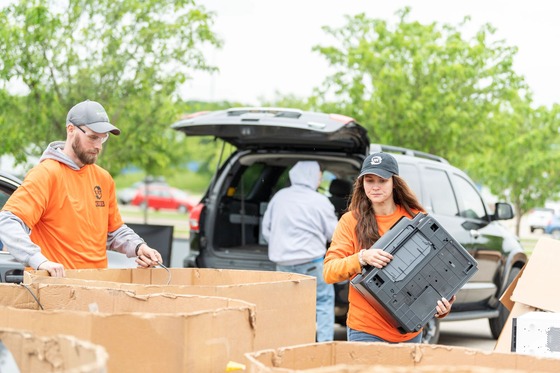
358, 152, 399, 179
66, 100, 121, 135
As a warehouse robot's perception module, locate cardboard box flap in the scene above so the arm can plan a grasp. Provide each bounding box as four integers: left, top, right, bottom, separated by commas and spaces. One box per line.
26, 267, 313, 286
499, 265, 525, 312
33, 283, 257, 317
0, 328, 108, 372
511, 238, 560, 312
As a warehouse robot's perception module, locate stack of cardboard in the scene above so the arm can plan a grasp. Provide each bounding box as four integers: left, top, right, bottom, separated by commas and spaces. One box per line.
24, 267, 317, 351
0, 283, 256, 372
495, 237, 560, 355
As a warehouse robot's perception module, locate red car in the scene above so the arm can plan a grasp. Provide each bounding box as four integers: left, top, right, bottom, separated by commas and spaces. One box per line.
131, 185, 197, 213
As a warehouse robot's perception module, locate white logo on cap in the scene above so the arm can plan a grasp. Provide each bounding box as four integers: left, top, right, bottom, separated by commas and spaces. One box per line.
371, 156, 382, 165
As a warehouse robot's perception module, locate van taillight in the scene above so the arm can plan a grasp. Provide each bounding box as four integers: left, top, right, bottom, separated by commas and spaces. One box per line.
189, 203, 204, 232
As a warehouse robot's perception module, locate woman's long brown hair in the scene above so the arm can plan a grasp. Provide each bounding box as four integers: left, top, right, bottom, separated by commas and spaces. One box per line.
349, 175, 424, 250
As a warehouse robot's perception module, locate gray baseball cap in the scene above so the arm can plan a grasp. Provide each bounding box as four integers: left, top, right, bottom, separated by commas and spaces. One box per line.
66, 100, 121, 135
358, 152, 399, 179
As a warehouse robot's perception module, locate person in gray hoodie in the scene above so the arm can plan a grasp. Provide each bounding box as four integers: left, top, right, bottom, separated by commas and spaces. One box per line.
262, 160, 338, 342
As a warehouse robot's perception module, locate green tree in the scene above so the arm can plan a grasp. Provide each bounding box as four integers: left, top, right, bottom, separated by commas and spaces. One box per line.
308, 8, 560, 234
465, 99, 560, 235
0, 0, 221, 176
309, 8, 526, 166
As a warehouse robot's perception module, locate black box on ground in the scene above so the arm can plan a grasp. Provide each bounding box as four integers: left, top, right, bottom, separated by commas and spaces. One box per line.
351, 213, 478, 334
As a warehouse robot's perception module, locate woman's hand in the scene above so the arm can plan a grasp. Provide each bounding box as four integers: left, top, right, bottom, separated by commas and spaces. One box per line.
361, 248, 393, 269
435, 295, 456, 318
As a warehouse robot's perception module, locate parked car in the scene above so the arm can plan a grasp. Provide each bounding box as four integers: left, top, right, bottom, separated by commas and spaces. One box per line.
526, 207, 555, 233
171, 107, 526, 344
544, 214, 560, 239
0, 171, 25, 282
117, 178, 168, 205
130, 185, 197, 213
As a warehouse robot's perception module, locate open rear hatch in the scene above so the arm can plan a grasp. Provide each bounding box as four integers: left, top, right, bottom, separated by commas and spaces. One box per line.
171, 107, 369, 154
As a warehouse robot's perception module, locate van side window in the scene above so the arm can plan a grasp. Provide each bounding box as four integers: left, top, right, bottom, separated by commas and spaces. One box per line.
399, 163, 422, 201
452, 174, 487, 220
423, 168, 460, 217
232, 163, 266, 200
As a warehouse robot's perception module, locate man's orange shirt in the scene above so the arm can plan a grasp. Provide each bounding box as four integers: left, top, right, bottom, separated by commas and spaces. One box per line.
324, 205, 421, 342
4, 159, 124, 269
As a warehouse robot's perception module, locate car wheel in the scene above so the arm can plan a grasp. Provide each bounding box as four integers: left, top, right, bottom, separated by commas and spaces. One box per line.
178, 205, 187, 214
421, 318, 440, 344
530, 227, 535, 233
552, 229, 560, 240
489, 266, 521, 339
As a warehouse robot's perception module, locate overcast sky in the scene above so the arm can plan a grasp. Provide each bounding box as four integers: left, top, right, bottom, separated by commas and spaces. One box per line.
182, 0, 560, 108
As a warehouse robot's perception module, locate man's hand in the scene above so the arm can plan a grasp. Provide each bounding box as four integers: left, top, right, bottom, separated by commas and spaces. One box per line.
135, 244, 163, 268
37, 260, 65, 277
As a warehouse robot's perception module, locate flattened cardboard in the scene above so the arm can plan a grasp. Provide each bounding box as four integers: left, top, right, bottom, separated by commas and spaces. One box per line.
244, 341, 560, 372
25, 267, 316, 350
0, 328, 108, 373
0, 283, 256, 372
510, 238, 560, 312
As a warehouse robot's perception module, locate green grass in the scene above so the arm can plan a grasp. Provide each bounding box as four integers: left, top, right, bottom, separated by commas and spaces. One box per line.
521, 237, 539, 257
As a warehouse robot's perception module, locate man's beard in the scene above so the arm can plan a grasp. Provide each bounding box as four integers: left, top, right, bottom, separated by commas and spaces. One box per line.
72, 137, 99, 165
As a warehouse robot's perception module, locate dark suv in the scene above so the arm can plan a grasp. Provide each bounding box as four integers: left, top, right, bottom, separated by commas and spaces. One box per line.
172, 107, 527, 344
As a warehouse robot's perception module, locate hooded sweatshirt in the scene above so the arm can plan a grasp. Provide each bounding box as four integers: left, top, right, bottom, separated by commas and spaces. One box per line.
0, 141, 144, 269
261, 161, 338, 266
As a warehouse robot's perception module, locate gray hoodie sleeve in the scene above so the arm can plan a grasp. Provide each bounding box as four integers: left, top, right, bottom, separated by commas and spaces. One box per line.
107, 224, 145, 258
0, 211, 49, 269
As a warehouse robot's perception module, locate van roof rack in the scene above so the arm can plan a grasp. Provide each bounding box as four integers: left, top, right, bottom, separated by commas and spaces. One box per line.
370, 144, 449, 164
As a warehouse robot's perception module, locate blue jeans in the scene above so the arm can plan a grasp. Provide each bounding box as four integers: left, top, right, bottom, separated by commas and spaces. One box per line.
347, 327, 422, 343
277, 258, 335, 342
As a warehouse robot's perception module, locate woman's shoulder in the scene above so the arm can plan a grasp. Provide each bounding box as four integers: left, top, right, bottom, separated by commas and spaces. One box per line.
339, 210, 358, 224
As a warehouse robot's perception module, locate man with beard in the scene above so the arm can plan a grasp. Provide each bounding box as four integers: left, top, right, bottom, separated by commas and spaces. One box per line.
0, 100, 163, 277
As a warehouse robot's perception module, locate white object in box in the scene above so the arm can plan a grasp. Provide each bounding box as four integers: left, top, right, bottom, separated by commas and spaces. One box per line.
513, 311, 560, 358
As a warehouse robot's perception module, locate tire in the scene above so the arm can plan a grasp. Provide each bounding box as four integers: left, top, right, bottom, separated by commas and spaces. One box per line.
421, 318, 440, 344
530, 227, 535, 233
489, 266, 521, 339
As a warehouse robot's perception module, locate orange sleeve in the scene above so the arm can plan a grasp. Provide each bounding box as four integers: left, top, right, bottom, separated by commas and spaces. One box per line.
323, 212, 362, 284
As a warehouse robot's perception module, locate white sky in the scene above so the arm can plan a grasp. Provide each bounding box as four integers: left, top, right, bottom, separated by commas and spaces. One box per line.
182, 0, 560, 108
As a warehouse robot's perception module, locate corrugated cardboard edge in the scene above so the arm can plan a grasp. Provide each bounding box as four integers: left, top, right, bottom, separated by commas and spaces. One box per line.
0, 327, 108, 372
244, 342, 560, 372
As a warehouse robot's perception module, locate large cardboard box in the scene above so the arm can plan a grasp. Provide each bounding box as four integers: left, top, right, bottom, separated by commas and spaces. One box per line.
244, 341, 560, 372
0, 328, 108, 372
495, 237, 560, 353
24, 267, 316, 350
0, 283, 256, 372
